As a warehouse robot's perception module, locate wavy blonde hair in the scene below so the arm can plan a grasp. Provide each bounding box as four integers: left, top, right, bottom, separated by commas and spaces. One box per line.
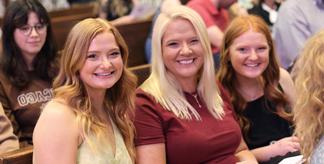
53, 18, 137, 161
141, 6, 224, 120
292, 30, 324, 164
217, 15, 292, 139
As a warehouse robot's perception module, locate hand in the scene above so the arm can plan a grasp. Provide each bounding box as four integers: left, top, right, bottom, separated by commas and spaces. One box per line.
270, 136, 300, 157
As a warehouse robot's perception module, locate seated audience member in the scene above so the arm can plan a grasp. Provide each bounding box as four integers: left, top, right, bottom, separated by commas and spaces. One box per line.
248, 0, 281, 27
39, 0, 69, 11
0, 0, 58, 146
273, 0, 324, 70
107, 0, 161, 26
0, 103, 19, 153
186, 0, 238, 67
99, 0, 133, 21
217, 15, 300, 163
292, 30, 324, 164
33, 18, 137, 163
134, 6, 257, 164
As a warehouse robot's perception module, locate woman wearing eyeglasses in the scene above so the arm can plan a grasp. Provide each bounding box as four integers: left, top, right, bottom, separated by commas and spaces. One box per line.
0, 0, 57, 147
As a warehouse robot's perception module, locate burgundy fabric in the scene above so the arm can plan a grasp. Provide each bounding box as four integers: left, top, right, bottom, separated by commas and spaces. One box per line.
134, 87, 242, 164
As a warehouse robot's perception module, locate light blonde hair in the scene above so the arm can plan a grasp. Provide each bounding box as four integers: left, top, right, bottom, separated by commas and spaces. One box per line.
53, 18, 137, 160
292, 30, 324, 164
141, 6, 224, 120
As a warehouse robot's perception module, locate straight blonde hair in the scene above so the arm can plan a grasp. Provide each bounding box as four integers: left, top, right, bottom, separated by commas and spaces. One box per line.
141, 6, 224, 120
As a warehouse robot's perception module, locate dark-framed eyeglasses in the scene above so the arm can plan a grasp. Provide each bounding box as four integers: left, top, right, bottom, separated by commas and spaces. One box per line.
17, 24, 47, 36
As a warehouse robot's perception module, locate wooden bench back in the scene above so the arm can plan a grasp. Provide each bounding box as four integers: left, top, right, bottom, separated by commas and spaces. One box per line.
129, 64, 151, 86
48, 2, 98, 18
0, 146, 33, 164
117, 20, 151, 67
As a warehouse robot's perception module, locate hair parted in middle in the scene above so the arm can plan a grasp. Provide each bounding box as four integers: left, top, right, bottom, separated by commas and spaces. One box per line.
53, 18, 137, 160
141, 5, 224, 120
217, 15, 292, 139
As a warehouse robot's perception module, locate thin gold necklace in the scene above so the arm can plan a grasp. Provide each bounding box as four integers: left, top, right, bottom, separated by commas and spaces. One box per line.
191, 93, 202, 108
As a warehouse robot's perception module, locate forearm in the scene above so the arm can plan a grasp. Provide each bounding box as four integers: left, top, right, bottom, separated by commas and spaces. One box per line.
251, 145, 276, 162
235, 149, 258, 163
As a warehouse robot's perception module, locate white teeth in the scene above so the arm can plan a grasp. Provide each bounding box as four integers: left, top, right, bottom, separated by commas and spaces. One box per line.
95, 72, 113, 76
178, 59, 194, 64
245, 63, 258, 67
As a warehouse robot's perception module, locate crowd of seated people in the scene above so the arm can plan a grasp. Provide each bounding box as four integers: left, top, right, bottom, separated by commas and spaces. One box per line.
0, 1, 323, 164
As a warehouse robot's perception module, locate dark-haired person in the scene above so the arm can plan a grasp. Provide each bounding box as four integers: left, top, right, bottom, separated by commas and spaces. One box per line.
0, 0, 57, 146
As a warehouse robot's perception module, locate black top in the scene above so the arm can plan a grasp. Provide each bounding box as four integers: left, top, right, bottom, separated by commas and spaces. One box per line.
243, 95, 292, 149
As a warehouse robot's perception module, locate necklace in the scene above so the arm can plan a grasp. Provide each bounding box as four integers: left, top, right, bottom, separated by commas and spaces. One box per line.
192, 93, 202, 108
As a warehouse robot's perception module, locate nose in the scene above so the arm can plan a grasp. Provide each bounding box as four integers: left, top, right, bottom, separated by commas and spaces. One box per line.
249, 50, 258, 60
180, 43, 192, 55
100, 56, 112, 68
29, 27, 39, 37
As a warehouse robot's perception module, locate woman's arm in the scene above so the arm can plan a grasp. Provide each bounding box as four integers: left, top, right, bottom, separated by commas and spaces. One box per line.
0, 103, 19, 152
33, 100, 80, 164
279, 68, 297, 106
235, 138, 258, 164
136, 143, 166, 164
250, 136, 300, 162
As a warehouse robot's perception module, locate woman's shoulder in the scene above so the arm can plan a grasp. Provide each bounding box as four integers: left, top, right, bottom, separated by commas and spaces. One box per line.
135, 88, 158, 106
40, 98, 76, 120
278, 68, 296, 104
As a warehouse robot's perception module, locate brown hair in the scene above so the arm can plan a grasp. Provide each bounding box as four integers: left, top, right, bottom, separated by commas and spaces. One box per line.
217, 15, 292, 139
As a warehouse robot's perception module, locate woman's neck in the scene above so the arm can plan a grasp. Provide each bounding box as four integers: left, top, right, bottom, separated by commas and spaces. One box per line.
235, 75, 264, 101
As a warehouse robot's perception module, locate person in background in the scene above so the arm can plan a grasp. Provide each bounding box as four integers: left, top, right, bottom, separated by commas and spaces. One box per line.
99, 0, 133, 21
248, 0, 281, 27
273, 0, 324, 70
135, 6, 257, 164
292, 30, 324, 164
217, 15, 300, 163
0, 103, 19, 153
33, 18, 137, 164
0, 0, 57, 146
187, 0, 238, 67
144, 0, 182, 63
39, 0, 69, 11
101, 0, 161, 26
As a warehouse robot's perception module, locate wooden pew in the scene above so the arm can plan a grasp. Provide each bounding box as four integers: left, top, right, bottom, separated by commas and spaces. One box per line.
48, 2, 98, 18
129, 64, 151, 86
49, 2, 98, 50
117, 20, 152, 67
0, 146, 33, 164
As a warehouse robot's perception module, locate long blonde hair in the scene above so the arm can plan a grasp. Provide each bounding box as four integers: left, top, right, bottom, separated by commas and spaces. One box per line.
141, 6, 224, 120
292, 30, 324, 163
53, 18, 137, 160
